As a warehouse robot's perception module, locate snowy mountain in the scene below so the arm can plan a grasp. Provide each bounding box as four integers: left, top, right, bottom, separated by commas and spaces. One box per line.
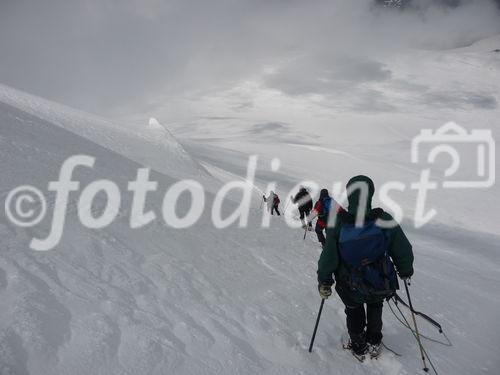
0, 36, 499, 375
0, 85, 208, 181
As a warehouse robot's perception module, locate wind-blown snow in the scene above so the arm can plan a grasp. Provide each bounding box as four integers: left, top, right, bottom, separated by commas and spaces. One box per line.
0, 85, 208, 181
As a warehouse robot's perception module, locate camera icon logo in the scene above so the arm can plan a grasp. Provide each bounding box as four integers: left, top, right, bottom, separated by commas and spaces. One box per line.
411, 122, 495, 188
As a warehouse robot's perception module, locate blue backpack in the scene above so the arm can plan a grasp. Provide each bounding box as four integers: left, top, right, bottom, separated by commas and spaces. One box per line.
339, 220, 397, 297
319, 197, 332, 219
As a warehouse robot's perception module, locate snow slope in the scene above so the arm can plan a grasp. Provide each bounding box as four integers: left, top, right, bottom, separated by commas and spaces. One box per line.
166, 35, 500, 236
0, 84, 208, 181
0, 37, 499, 375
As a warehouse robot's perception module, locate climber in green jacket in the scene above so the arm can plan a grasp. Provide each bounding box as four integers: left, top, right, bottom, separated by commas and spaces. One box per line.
317, 175, 414, 358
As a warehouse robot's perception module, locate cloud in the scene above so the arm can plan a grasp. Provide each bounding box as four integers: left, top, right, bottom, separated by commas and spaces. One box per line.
0, 0, 499, 116
250, 122, 290, 134
264, 56, 392, 96
423, 91, 498, 109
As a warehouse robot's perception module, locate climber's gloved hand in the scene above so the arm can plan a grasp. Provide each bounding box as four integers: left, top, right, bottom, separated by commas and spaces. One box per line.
318, 283, 333, 299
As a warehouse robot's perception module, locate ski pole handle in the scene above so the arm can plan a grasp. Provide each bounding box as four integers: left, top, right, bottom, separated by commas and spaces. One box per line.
308, 298, 325, 353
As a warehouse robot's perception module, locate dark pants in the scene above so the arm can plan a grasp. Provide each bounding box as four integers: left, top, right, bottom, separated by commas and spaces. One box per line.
345, 302, 383, 345
271, 205, 281, 216
336, 283, 383, 347
299, 207, 312, 226
315, 223, 326, 245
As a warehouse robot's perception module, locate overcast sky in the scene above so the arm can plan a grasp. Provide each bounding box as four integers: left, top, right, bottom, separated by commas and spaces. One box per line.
1, 0, 499, 119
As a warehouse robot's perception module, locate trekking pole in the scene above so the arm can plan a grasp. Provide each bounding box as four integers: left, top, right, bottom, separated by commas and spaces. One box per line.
303, 227, 308, 240
393, 293, 443, 333
404, 279, 429, 372
308, 298, 325, 353
284, 197, 291, 213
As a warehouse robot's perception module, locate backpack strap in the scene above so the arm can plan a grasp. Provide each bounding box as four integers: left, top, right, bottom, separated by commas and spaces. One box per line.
337, 207, 385, 224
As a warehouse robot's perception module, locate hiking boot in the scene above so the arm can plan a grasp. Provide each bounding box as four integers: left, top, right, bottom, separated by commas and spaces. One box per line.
348, 333, 368, 356
368, 342, 382, 358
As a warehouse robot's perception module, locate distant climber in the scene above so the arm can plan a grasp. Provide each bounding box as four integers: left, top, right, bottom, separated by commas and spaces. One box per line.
263, 191, 281, 216
291, 187, 313, 229
309, 189, 338, 246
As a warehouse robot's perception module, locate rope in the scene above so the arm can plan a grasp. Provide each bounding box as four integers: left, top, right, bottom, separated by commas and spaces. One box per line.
387, 300, 452, 347
388, 299, 440, 375
382, 342, 402, 357
393, 293, 443, 333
